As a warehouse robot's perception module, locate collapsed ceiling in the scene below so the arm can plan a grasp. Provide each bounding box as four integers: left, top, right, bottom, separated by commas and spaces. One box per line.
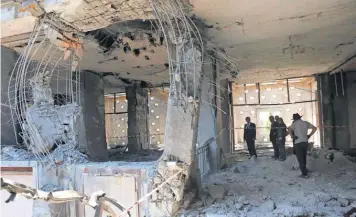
2, 0, 356, 85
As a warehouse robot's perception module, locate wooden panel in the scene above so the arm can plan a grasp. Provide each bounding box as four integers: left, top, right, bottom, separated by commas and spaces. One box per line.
1, 167, 33, 172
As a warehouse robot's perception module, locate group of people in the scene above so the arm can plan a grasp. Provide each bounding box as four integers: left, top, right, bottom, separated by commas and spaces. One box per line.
243, 113, 317, 178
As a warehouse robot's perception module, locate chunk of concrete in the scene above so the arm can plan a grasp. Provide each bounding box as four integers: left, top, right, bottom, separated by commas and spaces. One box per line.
207, 185, 227, 200
338, 198, 349, 207
315, 192, 332, 202
205, 213, 226, 217
259, 200, 276, 212
325, 200, 341, 207
153, 176, 162, 184
233, 167, 240, 173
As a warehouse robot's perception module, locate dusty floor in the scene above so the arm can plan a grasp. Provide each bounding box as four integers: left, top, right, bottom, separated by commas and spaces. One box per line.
181, 150, 356, 217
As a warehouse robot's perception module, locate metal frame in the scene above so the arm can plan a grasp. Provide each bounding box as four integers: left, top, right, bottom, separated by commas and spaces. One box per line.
105, 93, 128, 115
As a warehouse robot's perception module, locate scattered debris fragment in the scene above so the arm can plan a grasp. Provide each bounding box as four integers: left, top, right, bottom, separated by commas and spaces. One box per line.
180, 151, 356, 217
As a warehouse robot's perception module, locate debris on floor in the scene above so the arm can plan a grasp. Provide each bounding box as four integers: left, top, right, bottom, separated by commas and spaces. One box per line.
180, 150, 356, 217
1, 145, 89, 166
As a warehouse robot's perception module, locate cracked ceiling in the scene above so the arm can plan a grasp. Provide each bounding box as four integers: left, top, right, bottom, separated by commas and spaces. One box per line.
191, 0, 356, 83
2, 0, 356, 86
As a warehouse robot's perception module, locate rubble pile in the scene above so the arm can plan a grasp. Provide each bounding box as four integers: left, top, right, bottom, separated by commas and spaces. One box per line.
181, 150, 356, 217
1, 144, 89, 166
149, 155, 190, 217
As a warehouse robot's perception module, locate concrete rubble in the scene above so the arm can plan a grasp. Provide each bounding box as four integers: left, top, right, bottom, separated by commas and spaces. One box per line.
149, 155, 190, 217
180, 150, 356, 217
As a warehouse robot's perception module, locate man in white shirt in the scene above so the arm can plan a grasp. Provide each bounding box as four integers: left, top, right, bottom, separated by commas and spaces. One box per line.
288, 113, 317, 178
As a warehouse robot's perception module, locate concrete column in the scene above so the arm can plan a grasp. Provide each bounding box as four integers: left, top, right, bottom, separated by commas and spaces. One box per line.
125, 82, 149, 152
216, 78, 231, 155
346, 72, 356, 151
197, 56, 218, 173
150, 47, 204, 217
1, 47, 19, 146
332, 72, 349, 151
81, 71, 108, 161
318, 74, 334, 149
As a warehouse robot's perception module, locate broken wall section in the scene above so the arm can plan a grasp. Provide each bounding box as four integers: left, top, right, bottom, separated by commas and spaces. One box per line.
317, 71, 356, 154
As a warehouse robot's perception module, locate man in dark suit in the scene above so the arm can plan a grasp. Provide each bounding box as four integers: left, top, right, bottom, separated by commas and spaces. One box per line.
269, 115, 279, 159
244, 117, 257, 157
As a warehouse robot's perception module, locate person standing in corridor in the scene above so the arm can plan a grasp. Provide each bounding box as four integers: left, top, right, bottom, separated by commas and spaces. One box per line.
244, 117, 257, 158
269, 116, 278, 159
288, 113, 317, 178
276, 118, 288, 161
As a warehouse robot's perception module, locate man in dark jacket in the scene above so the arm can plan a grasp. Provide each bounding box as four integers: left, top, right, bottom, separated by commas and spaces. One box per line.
244, 117, 257, 157
269, 115, 279, 159
276, 118, 288, 161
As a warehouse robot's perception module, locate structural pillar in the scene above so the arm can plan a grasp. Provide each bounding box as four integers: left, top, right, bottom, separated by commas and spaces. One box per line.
150, 46, 204, 217
1, 47, 19, 146
125, 82, 149, 152
318, 74, 334, 149
81, 71, 108, 161
216, 78, 231, 156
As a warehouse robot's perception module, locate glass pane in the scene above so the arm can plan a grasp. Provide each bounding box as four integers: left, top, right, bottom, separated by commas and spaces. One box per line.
232, 83, 245, 105
245, 83, 258, 104
104, 94, 115, 113
115, 93, 127, 113
288, 77, 314, 103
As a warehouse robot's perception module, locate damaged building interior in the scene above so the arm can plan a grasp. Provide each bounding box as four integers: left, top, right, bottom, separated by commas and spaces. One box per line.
1, 0, 356, 216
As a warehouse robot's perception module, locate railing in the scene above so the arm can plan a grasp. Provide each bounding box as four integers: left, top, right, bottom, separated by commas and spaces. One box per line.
196, 138, 214, 178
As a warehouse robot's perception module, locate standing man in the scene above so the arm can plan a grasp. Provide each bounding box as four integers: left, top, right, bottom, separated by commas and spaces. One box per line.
276, 118, 288, 161
288, 113, 317, 178
269, 116, 279, 159
244, 117, 257, 158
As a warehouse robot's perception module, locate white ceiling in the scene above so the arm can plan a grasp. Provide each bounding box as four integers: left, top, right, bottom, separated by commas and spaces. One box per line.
190, 0, 356, 83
